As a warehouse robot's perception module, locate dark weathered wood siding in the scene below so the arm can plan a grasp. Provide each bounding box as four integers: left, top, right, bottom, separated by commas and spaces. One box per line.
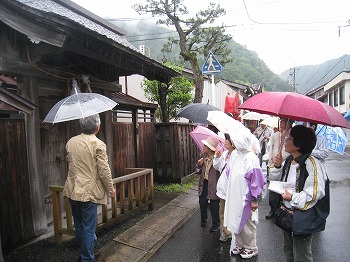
155, 123, 199, 182
137, 123, 156, 169
113, 123, 135, 177
0, 119, 34, 251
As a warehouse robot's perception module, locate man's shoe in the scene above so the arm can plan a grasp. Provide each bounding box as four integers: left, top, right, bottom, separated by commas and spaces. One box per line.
201, 220, 207, 227
210, 226, 220, 232
94, 250, 101, 258
265, 211, 274, 219
219, 235, 231, 242
77, 251, 101, 262
240, 249, 258, 259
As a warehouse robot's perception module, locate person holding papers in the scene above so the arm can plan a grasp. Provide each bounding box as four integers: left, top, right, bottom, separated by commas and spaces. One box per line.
269, 125, 328, 262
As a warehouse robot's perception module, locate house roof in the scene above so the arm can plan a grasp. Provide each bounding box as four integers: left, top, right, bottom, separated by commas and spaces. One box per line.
0, 85, 37, 114
111, 92, 158, 111
219, 79, 249, 90
0, 0, 178, 84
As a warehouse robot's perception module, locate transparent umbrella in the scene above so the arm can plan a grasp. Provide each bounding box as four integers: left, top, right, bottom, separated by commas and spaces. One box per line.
316, 124, 348, 155
43, 80, 118, 124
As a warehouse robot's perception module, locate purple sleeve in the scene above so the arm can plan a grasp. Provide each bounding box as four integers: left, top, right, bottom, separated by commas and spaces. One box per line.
245, 168, 266, 199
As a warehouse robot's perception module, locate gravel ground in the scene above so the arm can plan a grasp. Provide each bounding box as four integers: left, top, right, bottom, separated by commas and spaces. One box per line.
4, 209, 150, 262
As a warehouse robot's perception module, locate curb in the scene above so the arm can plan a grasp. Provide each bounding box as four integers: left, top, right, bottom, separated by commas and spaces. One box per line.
99, 188, 199, 262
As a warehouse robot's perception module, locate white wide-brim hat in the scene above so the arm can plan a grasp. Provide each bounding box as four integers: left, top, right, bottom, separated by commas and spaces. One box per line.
201, 136, 219, 151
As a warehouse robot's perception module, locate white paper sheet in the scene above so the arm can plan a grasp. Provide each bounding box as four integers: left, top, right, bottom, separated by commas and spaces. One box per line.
268, 181, 295, 195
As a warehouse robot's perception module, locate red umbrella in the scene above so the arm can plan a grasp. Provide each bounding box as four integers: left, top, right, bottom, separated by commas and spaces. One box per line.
239, 92, 350, 128
190, 126, 225, 153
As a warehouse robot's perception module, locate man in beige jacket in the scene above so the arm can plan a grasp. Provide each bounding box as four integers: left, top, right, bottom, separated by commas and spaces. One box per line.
63, 114, 115, 262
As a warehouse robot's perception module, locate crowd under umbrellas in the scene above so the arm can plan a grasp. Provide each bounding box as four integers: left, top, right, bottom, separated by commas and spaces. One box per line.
179, 91, 349, 157
179, 91, 349, 259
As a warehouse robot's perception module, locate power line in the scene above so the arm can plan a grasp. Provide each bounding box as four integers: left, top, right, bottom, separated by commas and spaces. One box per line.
305, 55, 346, 93
242, 0, 345, 25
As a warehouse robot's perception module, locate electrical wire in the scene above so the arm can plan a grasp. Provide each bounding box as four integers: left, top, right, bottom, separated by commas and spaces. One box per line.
304, 55, 346, 93
242, 0, 346, 25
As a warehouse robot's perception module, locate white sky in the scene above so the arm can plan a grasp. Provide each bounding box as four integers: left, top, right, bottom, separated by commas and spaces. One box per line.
71, 0, 350, 74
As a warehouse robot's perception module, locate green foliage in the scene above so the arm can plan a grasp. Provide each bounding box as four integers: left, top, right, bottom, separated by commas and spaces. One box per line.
141, 62, 194, 122
154, 176, 198, 193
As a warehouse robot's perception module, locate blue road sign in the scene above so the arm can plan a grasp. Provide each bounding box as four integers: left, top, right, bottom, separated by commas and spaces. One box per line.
202, 51, 223, 75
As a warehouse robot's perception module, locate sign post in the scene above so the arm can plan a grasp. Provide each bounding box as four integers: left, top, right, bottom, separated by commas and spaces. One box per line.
201, 51, 223, 108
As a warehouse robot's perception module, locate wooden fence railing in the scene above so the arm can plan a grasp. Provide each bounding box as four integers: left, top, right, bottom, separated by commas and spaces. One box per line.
48, 168, 154, 243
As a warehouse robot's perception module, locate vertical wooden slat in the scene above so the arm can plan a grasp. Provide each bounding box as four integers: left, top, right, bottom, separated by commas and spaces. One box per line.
51, 190, 63, 243
135, 177, 140, 207
102, 204, 108, 223
140, 175, 146, 203
111, 184, 117, 218
120, 181, 125, 214
148, 171, 154, 211
64, 197, 73, 231
128, 179, 134, 210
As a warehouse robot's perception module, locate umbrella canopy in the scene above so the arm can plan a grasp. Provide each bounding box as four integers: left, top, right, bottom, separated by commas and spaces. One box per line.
207, 110, 261, 154
316, 124, 348, 155
177, 103, 221, 125
43, 92, 118, 124
189, 126, 225, 152
207, 110, 246, 134
241, 111, 270, 120
344, 110, 350, 120
261, 117, 279, 128
239, 92, 350, 128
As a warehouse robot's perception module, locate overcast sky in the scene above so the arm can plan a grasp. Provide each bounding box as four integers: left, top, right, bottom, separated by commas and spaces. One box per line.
71, 0, 350, 74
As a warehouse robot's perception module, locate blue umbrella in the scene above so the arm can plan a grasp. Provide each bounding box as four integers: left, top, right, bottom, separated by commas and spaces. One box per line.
316, 124, 348, 155
344, 110, 350, 120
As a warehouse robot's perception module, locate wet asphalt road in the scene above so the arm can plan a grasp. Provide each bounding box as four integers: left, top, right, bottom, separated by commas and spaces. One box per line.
149, 150, 350, 262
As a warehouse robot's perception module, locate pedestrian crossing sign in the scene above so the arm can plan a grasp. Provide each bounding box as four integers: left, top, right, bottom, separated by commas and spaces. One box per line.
201, 51, 223, 75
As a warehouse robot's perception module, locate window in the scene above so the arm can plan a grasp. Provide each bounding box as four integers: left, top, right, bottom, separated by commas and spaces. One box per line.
334, 89, 338, 106
340, 86, 345, 105
329, 92, 333, 106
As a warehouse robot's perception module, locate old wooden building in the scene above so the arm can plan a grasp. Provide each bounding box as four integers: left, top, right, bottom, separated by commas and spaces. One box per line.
0, 0, 178, 253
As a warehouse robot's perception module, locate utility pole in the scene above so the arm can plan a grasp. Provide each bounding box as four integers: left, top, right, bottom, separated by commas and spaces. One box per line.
289, 67, 299, 92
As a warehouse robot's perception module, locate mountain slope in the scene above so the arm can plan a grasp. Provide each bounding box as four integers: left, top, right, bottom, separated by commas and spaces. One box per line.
279, 55, 350, 94
114, 20, 292, 92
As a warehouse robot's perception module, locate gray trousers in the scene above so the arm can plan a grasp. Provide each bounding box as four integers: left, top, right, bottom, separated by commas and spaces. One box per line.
283, 231, 313, 262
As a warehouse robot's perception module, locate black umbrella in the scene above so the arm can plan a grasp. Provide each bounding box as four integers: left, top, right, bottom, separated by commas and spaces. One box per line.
177, 102, 221, 125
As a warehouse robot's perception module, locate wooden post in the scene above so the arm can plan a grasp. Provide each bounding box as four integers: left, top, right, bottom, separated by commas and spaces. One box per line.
148, 171, 154, 211
51, 190, 63, 243
64, 197, 74, 232
18, 76, 47, 235
0, 231, 4, 262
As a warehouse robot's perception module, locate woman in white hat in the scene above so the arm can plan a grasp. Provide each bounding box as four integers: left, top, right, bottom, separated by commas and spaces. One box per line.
196, 136, 221, 232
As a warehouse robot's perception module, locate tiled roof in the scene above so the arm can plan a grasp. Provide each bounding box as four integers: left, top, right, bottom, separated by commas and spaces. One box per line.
17, 0, 138, 52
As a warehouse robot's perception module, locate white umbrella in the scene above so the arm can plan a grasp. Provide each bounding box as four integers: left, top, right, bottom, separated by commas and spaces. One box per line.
261, 117, 279, 128
241, 111, 270, 120
43, 80, 118, 124
207, 110, 245, 133
207, 111, 261, 154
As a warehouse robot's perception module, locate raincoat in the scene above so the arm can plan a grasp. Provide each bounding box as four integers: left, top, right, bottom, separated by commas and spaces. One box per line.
224, 129, 266, 234
214, 150, 236, 200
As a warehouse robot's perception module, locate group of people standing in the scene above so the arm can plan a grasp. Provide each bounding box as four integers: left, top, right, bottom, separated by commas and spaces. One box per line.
61, 112, 329, 262
196, 116, 330, 261
196, 126, 265, 259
